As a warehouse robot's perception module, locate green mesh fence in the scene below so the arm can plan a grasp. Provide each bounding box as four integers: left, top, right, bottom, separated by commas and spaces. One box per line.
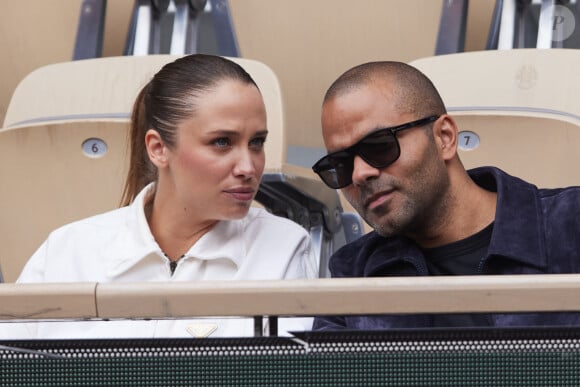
1, 327, 580, 386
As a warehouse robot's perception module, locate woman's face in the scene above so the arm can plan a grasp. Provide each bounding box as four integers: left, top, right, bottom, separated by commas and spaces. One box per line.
156, 79, 267, 221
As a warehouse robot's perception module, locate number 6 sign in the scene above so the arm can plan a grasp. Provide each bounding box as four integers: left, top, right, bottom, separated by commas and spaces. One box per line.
82, 138, 108, 158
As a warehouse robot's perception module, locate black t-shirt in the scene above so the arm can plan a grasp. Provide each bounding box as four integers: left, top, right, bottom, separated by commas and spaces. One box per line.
421, 222, 494, 327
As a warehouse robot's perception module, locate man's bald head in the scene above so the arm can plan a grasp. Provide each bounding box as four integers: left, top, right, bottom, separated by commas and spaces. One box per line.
323, 61, 446, 118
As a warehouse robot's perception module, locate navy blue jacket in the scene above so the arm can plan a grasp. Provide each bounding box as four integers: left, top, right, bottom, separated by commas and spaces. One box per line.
314, 167, 580, 330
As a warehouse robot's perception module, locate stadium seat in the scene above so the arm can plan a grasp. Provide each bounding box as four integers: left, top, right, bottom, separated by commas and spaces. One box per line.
409, 48, 580, 188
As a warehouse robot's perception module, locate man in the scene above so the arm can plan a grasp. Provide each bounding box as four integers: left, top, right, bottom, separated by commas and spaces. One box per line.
311, 61, 580, 330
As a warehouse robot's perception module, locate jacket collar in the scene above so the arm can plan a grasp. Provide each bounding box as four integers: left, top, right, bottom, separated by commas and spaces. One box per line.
358, 167, 547, 276
469, 167, 546, 270
362, 235, 428, 276
105, 183, 244, 277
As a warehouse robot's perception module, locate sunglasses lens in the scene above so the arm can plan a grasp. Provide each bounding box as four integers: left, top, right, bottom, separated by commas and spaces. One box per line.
313, 152, 353, 189
313, 129, 400, 189
358, 130, 399, 167
313, 116, 437, 188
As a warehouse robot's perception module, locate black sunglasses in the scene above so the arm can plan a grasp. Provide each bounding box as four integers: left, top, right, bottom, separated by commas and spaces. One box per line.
312, 115, 440, 189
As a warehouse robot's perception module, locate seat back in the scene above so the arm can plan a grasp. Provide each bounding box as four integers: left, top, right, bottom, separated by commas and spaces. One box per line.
0, 121, 129, 283
409, 48, 580, 188
3, 55, 285, 171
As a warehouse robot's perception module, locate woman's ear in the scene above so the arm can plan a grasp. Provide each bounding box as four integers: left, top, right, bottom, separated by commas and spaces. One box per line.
433, 114, 458, 161
145, 129, 169, 168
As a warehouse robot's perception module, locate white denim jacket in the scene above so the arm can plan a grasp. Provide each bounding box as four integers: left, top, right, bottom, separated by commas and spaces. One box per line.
5, 184, 317, 339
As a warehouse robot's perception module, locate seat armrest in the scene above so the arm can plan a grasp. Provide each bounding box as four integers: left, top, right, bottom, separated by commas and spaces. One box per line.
257, 164, 365, 277
258, 164, 344, 234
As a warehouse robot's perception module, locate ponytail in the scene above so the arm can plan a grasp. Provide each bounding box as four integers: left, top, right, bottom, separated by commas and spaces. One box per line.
120, 82, 157, 206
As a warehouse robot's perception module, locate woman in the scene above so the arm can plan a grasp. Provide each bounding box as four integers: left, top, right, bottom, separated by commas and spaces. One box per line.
12, 54, 318, 338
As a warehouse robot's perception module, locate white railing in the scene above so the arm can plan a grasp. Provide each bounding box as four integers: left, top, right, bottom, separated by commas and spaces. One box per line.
2, 275, 580, 321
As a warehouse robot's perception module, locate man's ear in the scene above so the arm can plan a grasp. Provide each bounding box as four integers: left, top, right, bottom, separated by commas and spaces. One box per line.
433, 114, 458, 161
145, 129, 169, 168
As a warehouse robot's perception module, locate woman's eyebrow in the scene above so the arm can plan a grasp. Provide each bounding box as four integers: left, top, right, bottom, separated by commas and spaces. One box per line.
206, 129, 269, 137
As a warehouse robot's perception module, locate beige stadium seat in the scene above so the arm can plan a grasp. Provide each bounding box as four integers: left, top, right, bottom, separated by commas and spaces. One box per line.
0, 121, 128, 283
409, 48, 580, 188
2, 55, 285, 170
0, 55, 361, 282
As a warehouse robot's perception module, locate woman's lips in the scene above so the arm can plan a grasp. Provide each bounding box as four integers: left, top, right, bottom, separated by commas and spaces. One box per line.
225, 188, 255, 202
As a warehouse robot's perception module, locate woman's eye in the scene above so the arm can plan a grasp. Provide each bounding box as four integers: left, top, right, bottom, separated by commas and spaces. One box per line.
249, 136, 266, 149
212, 137, 231, 148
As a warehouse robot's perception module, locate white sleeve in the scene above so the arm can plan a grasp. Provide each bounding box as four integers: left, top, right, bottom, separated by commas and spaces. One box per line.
277, 231, 318, 335
283, 232, 319, 280
16, 238, 49, 283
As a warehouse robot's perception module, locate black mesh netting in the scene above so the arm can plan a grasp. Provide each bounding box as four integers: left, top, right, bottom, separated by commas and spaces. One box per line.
2, 326, 580, 386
